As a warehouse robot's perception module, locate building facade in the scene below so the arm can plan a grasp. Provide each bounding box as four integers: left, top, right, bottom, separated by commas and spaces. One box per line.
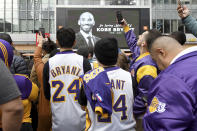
152, 0, 197, 42
0, 0, 55, 52
0, 0, 196, 52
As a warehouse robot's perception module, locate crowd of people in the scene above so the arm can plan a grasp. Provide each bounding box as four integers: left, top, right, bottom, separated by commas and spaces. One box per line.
0, 3, 197, 131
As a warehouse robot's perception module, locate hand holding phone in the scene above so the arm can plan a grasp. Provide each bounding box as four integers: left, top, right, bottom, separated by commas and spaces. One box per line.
116, 11, 124, 25
177, 0, 189, 19
178, 0, 184, 7
39, 28, 45, 38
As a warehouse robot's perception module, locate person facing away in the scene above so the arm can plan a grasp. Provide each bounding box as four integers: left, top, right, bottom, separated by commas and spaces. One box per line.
31, 35, 57, 131
0, 33, 29, 76
43, 28, 91, 131
78, 37, 136, 131
120, 19, 160, 119
0, 39, 39, 131
75, 12, 100, 56
143, 35, 197, 130
0, 41, 23, 131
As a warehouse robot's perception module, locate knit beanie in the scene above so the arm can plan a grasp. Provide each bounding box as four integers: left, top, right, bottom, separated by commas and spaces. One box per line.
94, 38, 118, 66
0, 39, 13, 67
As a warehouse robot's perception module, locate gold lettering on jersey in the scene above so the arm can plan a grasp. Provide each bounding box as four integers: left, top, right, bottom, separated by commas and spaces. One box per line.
71, 66, 77, 75
111, 79, 126, 90
66, 66, 70, 74
56, 67, 61, 75
76, 68, 81, 76
51, 69, 57, 77
50, 65, 82, 78
116, 80, 121, 89
61, 66, 65, 74
83, 67, 104, 83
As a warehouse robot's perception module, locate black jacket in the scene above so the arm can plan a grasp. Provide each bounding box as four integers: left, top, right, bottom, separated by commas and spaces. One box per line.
10, 55, 28, 75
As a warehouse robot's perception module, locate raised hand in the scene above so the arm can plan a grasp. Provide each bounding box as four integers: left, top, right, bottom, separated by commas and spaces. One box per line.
177, 4, 190, 19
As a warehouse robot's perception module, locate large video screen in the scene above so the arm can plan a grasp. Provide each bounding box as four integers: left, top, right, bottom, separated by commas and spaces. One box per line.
56, 8, 150, 48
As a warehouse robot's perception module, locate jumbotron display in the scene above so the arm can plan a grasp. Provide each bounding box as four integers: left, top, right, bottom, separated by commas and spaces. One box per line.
56, 8, 150, 48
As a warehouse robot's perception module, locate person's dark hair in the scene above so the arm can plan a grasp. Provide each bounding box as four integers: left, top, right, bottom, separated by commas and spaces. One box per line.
56, 28, 75, 48
117, 53, 130, 71
145, 29, 162, 51
77, 47, 89, 59
49, 49, 60, 58
94, 37, 118, 66
170, 31, 186, 45
0, 33, 13, 45
42, 38, 57, 54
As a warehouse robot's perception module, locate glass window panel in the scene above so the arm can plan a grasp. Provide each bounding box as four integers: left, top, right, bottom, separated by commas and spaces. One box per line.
19, 11, 27, 19
13, 18, 19, 33
144, 0, 149, 5
171, 20, 177, 32
5, 10, 12, 33
171, 0, 176, 4
27, 20, 34, 33
19, 0, 27, 10
35, 1, 41, 10
49, 11, 54, 19
28, 11, 34, 19
42, 0, 49, 4
6, 0, 12, 9
5, 10, 12, 20
164, 0, 169, 4
49, 19, 55, 33
35, 11, 41, 20
13, 9, 19, 19
0, 0, 4, 27
42, 4, 49, 10
192, 0, 197, 4
156, 19, 163, 33
152, 19, 156, 29
13, 1, 19, 33
68, 0, 100, 5
0, 20, 4, 32
42, 11, 49, 19
27, 0, 34, 10
57, 0, 65, 5
152, 0, 156, 5
158, 0, 163, 4
49, 0, 55, 10
5, 22, 11, 32
13, 0, 18, 9
19, 20, 27, 33
42, 20, 49, 33
164, 20, 170, 33
35, 20, 41, 30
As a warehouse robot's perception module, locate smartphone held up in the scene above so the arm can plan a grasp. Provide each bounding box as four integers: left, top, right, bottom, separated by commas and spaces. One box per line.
116, 11, 124, 25
39, 27, 45, 38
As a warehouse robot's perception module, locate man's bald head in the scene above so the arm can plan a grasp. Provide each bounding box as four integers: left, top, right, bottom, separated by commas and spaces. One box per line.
150, 36, 184, 70
151, 36, 183, 53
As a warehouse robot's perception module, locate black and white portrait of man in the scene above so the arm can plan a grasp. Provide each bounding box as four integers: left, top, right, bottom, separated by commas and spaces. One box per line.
75, 12, 100, 54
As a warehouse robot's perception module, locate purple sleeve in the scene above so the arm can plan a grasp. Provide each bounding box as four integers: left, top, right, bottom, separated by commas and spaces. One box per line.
83, 71, 113, 115
133, 76, 154, 116
125, 30, 140, 60
14, 75, 32, 100
143, 74, 196, 130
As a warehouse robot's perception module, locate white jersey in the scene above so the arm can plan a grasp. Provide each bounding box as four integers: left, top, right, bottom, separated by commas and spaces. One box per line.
86, 67, 136, 131
49, 52, 86, 131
